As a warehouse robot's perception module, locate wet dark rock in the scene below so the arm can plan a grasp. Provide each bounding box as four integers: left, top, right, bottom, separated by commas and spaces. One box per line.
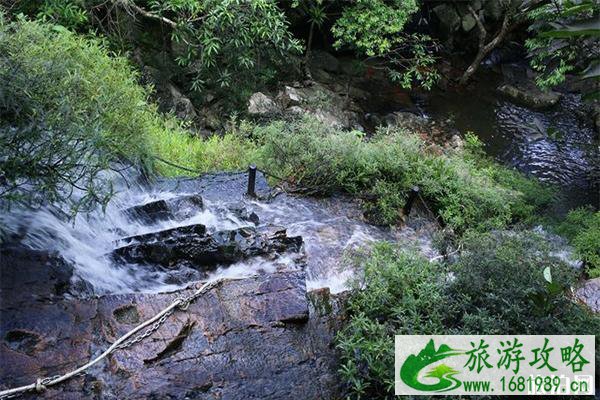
112, 224, 302, 270
124, 199, 171, 223
498, 83, 561, 109
0, 246, 75, 307
229, 202, 260, 225
155, 172, 272, 202
576, 278, 600, 313
0, 295, 97, 395
0, 272, 345, 399
124, 194, 204, 223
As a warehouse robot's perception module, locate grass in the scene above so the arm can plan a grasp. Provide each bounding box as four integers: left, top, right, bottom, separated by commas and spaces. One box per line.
149, 119, 258, 176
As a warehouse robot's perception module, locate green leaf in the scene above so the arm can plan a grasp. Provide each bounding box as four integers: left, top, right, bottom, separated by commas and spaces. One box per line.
543, 266, 552, 283
540, 20, 600, 38
581, 61, 600, 79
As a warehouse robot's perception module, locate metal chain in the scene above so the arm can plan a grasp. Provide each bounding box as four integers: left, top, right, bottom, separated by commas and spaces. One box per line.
114, 308, 175, 350
0, 277, 246, 400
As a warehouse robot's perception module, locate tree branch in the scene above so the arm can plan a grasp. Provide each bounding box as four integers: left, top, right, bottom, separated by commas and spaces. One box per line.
460, 6, 514, 85
115, 0, 177, 28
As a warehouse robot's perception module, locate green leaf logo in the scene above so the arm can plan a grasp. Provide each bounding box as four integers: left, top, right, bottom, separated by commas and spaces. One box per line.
400, 339, 465, 392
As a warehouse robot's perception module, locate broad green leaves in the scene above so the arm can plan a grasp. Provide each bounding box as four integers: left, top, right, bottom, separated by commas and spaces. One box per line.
150, 0, 302, 94
526, 0, 599, 92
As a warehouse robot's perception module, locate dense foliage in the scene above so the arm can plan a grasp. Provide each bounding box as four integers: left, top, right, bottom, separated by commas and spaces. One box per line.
14, 0, 90, 31
0, 18, 152, 212
145, 0, 302, 95
526, 0, 600, 94
556, 207, 600, 278
330, 0, 439, 88
0, 18, 254, 212
337, 232, 600, 399
254, 117, 554, 232
9, 0, 440, 97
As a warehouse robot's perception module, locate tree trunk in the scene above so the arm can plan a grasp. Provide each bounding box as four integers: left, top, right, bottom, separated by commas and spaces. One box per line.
303, 20, 315, 81
459, 6, 513, 85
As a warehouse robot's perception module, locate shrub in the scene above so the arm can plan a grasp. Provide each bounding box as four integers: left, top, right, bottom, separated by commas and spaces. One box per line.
337, 243, 448, 398
0, 18, 154, 212
448, 231, 592, 335
556, 208, 600, 277
337, 232, 600, 399
0, 18, 260, 212
254, 117, 555, 232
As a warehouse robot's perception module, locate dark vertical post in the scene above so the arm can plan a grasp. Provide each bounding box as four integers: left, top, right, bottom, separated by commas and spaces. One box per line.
404, 186, 419, 217
247, 164, 257, 197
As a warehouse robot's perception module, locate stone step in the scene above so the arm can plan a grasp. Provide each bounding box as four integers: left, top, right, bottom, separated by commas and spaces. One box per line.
112, 224, 303, 271
123, 194, 204, 223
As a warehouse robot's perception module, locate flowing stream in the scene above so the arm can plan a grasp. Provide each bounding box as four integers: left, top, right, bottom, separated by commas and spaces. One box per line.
4, 69, 594, 297
359, 67, 598, 212
426, 75, 598, 212
0, 173, 438, 295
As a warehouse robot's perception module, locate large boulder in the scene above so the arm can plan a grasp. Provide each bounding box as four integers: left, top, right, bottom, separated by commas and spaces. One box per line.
276, 86, 304, 108
112, 224, 303, 270
309, 50, 340, 74
383, 111, 429, 131
576, 278, 600, 313
247, 92, 280, 116
0, 272, 346, 399
461, 13, 477, 32
277, 83, 363, 130
498, 83, 561, 109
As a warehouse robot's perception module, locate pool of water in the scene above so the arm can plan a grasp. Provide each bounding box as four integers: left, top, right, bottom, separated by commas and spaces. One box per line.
425, 72, 598, 212
359, 67, 598, 212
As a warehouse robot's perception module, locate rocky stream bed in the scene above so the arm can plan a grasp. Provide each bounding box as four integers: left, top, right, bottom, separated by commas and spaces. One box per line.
1, 51, 599, 399
0, 172, 439, 399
